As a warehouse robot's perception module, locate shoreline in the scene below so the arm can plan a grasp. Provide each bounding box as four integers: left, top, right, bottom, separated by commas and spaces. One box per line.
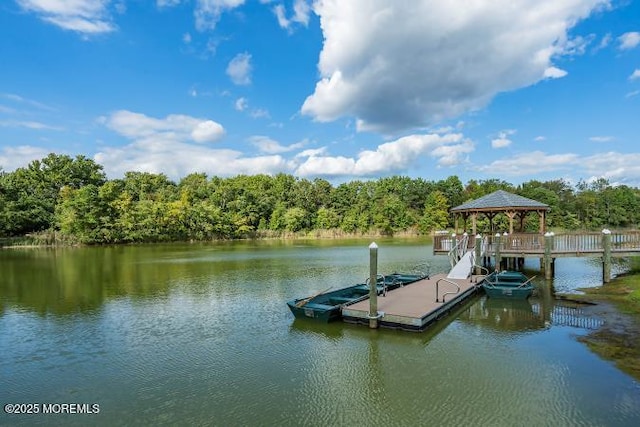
0, 229, 430, 249
558, 271, 640, 381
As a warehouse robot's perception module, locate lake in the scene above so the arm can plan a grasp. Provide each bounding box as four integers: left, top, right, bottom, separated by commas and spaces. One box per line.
1, 238, 639, 426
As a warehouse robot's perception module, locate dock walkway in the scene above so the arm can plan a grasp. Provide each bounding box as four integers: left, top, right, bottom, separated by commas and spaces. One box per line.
342, 273, 484, 331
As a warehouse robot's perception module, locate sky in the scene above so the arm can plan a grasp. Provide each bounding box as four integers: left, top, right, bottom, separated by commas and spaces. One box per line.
0, 0, 639, 187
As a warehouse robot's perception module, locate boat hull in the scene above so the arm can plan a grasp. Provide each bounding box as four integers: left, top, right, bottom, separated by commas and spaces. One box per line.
483, 285, 533, 299
482, 271, 534, 299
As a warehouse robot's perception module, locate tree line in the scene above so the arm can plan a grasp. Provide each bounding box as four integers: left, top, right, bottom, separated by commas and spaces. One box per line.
1, 153, 639, 244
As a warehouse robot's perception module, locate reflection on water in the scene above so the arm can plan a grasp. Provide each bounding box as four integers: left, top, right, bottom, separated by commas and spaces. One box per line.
463, 295, 604, 333
1, 239, 639, 426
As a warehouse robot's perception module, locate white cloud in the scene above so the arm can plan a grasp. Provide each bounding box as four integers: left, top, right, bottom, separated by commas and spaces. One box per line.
295, 147, 327, 158
16, 0, 116, 35
250, 136, 305, 154
104, 110, 224, 143
250, 108, 270, 119
226, 52, 252, 85
581, 152, 640, 185
618, 32, 640, 50
157, 0, 182, 7
589, 136, 614, 142
273, 0, 311, 31
544, 66, 568, 79
477, 151, 580, 176
626, 90, 640, 99
295, 132, 473, 177
192, 120, 225, 143
593, 33, 611, 52
302, 0, 607, 133
98, 110, 291, 179
235, 97, 248, 111
491, 130, 516, 148
630, 69, 640, 81
95, 141, 289, 180
473, 150, 640, 186
0, 145, 51, 171
0, 120, 64, 131
183, 32, 192, 44
194, 0, 245, 31
2, 93, 55, 111
534, 136, 546, 142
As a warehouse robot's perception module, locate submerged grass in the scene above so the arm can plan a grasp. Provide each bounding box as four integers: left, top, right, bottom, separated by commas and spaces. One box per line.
564, 259, 640, 381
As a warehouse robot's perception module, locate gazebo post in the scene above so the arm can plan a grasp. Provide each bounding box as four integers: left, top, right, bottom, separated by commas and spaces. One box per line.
471, 213, 477, 235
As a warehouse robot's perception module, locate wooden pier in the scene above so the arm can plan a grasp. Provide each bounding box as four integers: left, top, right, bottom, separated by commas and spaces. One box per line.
342, 273, 484, 331
433, 231, 640, 282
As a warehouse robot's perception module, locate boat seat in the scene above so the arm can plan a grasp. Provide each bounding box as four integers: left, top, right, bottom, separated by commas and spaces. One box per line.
303, 303, 336, 310
329, 297, 354, 305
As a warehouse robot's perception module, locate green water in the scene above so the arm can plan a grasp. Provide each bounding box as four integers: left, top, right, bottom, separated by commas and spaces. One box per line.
1, 239, 639, 426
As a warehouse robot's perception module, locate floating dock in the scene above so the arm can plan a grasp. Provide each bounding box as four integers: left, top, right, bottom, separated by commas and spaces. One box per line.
342, 273, 485, 332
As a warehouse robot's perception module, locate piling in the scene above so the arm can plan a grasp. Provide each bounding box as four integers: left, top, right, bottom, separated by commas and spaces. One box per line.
368, 242, 379, 329
494, 233, 501, 271
544, 232, 554, 280
474, 234, 482, 274
602, 229, 612, 283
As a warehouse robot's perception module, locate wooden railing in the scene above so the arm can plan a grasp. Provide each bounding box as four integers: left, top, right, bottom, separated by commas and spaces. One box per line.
433, 231, 640, 256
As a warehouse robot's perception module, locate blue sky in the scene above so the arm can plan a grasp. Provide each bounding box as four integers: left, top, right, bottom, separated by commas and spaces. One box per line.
1, 0, 639, 186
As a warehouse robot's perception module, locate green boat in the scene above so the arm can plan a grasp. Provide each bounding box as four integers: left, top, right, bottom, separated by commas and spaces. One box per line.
482, 271, 535, 299
287, 272, 427, 322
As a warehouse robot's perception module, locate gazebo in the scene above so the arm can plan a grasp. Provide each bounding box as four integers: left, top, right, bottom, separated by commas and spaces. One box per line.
450, 190, 550, 235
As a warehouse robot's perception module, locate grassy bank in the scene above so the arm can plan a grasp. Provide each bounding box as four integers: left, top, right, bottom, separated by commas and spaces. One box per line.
562, 264, 640, 381
1, 228, 428, 248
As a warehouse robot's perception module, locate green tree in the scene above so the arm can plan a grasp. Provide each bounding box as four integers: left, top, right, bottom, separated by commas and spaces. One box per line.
419, 191, 450, 233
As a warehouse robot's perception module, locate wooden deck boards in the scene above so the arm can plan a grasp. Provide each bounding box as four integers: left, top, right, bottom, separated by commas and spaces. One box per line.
342, 273, 484, 331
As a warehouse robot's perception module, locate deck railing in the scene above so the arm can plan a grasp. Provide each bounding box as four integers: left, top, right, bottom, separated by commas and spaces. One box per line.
433, 230, 640, 255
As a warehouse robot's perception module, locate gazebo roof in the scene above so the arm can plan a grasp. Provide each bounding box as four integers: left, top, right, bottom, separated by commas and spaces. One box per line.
451, 190, 549, 213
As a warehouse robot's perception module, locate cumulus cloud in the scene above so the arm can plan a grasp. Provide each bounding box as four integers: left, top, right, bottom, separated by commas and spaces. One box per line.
98, 110, 291, 178
273, 0, 311, 31
250, 136, 305, 154
0, 145, 51, 171
235, 97, 248, 111
491, 130, 516, 148
16, 0, 116, 35
630, 69, 640, 81
473, 150, 640, 186
618, 31, 640, 50
226, 52, 252, 85
477, 151, 580, 176
95, 142, 289, 180
295, 132, 473, 177
104, 110, 224, 143
544, 67, 568, 79
195, 0, 245, 31
302, 0, 607, 133
534, 136, 547, 142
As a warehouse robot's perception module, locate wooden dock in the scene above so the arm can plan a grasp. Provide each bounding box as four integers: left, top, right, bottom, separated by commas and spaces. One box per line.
342, 273, 484, 331
433, 231, 640, 281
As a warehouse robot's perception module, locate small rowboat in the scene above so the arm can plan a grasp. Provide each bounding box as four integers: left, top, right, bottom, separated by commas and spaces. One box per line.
482, 271, 535, 299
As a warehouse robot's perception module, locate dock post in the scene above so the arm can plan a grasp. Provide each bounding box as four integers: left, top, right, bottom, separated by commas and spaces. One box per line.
494, 233, 501, 271
368, 242, 379, 329
544, 232, 554, 280
602, 229, 612, 283
474, 234, 482, 274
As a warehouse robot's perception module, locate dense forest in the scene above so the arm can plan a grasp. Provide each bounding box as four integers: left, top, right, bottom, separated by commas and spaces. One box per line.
1, 153, 640, 245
